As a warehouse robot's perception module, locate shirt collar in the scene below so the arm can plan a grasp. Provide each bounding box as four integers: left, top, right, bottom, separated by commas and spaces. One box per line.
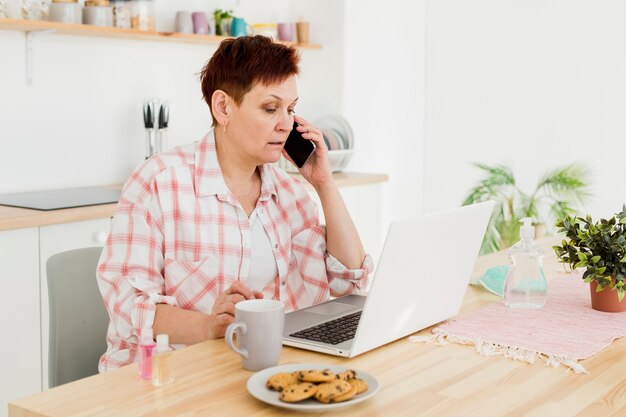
194, 129, 278, 200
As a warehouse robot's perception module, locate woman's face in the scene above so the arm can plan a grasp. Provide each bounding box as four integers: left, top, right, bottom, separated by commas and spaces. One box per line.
226, 75, 298, 166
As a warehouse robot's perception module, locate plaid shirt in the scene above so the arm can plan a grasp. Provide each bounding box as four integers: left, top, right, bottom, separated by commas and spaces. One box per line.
97, 130, 373, 371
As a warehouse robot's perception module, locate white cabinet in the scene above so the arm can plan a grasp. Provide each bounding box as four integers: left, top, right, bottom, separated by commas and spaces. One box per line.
39, 218, 111, 390
0, 228, 41, 417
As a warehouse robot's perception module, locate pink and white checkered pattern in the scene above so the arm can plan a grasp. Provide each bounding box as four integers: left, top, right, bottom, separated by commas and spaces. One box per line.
97, 130, 372, 371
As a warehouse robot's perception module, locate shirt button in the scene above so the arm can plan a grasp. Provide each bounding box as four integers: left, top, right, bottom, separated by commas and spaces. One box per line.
259, 208, 264, 214
281, 281, 286, 286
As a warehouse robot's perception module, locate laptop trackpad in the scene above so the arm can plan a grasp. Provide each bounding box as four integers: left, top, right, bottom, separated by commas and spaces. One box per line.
305, 302, 355, 316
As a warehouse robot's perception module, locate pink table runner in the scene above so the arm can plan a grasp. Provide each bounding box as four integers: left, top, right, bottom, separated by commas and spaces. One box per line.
410, 276, 626, 373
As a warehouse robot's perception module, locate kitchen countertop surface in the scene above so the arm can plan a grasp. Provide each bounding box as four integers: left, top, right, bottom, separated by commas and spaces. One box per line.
0, 172, 389, 231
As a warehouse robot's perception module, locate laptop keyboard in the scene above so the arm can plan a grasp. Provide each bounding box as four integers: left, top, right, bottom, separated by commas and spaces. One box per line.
289, 311, 362, 345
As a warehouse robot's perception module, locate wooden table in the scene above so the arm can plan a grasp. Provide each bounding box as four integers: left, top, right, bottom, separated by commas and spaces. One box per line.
9, 237, 626, 417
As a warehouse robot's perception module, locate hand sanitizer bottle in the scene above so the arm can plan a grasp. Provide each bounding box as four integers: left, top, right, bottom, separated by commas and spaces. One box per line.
151, 334, 174, 387
138, 328, 155, 380
504, 217, 548, 308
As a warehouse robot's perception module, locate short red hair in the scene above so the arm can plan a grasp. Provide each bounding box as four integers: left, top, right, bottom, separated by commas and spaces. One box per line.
200, 35, 301, 126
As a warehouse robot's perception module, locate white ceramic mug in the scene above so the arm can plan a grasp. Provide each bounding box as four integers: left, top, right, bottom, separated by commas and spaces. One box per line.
225, 299, 284, 371
175, 11, 193, 34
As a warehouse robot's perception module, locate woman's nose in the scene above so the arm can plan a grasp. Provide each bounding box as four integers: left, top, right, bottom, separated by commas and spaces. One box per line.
277, 112, 294, 131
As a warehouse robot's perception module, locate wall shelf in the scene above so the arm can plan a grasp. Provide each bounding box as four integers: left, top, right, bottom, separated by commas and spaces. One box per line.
0, 18, 321, 49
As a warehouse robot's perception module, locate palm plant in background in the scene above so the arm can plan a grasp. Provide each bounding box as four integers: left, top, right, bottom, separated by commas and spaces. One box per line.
463, 162, 591, 254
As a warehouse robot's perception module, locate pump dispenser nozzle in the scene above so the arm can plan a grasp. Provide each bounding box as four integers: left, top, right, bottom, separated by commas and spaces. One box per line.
519, 217, 534, 240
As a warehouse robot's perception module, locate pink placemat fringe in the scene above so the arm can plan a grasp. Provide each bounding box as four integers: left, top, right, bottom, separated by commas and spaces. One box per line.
408, 331, 589, 374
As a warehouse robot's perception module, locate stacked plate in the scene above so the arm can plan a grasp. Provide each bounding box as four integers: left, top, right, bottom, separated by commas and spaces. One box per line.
315, 114, 354, 152
277, 114, 355, 173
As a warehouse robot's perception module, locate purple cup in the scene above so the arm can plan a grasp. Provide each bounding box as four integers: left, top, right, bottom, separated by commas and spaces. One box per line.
191, 11, 209, 35
277, 22, 294, 42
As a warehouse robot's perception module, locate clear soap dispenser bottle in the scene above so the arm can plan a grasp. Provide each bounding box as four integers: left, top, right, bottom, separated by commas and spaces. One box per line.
151, 334, 174, 387
504, 217, 548, 308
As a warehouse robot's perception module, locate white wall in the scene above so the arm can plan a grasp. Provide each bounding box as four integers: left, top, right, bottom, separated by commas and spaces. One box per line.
424, 0, 626, 220
0, 0, 343, 193
2, 0, 625, 225
343, 0, 425, 253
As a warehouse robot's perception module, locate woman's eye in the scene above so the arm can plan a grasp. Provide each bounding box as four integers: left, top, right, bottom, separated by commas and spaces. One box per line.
288, 108, 295, 115
265, 108, 277, 114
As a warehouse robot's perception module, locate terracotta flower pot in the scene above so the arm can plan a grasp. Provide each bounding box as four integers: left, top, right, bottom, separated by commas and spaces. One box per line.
589, 281, 626, 313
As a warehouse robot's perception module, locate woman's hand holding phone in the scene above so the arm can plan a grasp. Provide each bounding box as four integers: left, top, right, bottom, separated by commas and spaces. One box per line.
282, 116, 333, 189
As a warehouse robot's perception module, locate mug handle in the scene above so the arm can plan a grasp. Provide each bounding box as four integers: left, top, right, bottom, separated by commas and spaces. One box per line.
225, 322, 249, 359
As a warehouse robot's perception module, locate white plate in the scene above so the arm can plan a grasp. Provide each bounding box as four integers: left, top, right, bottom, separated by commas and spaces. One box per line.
314, 115, 353, 150
247, 363, 380, 411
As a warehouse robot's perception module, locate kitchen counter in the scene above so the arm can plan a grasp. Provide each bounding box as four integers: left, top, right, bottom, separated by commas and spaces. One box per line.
0, 172, 389, 231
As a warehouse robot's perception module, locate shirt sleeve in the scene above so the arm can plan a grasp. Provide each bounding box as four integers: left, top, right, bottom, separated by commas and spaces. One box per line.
325, 251, 374, 297
289, 180, 373, 301
97, 167, 176, 344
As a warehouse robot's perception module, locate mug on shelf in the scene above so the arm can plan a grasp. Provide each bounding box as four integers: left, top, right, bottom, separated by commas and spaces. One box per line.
175, 11, 193, 34
296, 21, 310, 44
191, 11, 209, 35
277, 22, 294, 42
230, 16, 251, 37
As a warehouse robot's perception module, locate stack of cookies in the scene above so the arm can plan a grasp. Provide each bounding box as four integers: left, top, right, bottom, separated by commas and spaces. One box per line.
266, 368, 369, 404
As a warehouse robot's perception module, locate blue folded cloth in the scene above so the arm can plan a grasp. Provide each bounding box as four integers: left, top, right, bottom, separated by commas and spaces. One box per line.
472, 265, 509, 297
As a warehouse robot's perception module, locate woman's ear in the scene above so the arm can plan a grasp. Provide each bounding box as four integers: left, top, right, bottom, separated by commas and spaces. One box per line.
211, 90, 230, 127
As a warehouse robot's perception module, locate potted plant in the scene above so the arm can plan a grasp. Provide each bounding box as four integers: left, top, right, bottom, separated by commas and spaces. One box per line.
552, 206, 626, 312
213, 9, 233, 36
463, 162, 591, 254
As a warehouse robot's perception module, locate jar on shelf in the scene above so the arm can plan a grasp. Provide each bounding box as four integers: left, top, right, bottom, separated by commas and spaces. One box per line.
129, 0, 154, 31
83, 0, 113, 27
110, 0, 130, 29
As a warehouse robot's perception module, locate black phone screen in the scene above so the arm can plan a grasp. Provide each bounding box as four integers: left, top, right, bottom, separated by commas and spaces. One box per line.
283, 122, 315, 168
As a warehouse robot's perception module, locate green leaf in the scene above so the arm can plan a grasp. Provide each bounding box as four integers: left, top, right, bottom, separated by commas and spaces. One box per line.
591, 256, 601, 264
620, 255, 626, 263
578, 252, 588, 261
619, 288, 625, 302
583, 276, 594, 283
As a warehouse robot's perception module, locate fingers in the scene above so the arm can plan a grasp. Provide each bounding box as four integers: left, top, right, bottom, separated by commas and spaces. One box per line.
224, 281, 256, 300
209, 313, 235, 338
212, 301, 236, 317
294, 116, 325, 149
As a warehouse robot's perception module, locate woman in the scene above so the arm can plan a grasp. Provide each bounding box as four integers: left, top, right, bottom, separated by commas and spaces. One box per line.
97, 35, 372, 371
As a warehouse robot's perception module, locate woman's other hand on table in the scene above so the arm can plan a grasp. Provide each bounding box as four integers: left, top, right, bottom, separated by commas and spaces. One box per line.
207, 281, 264, 338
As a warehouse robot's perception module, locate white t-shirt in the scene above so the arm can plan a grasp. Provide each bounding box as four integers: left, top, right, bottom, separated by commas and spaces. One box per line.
247, 209, 278, 291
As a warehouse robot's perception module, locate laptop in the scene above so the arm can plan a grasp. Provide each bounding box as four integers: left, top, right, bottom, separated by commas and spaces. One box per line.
282, 200, 495, 357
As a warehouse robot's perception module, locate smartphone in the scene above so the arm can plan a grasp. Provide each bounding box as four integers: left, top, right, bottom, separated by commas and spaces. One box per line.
284, 122, 315, 168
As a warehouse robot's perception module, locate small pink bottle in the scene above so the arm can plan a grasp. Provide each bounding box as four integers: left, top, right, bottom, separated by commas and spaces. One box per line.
138, 328, 155, 380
